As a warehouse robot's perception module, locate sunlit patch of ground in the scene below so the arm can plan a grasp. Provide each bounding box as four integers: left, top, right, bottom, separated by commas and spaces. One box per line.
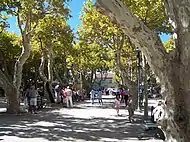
0, 97, 163, 142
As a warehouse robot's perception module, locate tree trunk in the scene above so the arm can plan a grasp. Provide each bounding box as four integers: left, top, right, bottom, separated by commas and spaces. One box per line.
6, 86, 20, 113
122, 72, 137, 106
47, 44, 53, 84
0, 70, 20, 113
82, 69, 95, 98
53, 66, 64, 86
47, 44, 55, 103
13, 12, 32, 112
114, 36, 137, 105
142, 56, 149, 120
39, 39, 51, 103
13, 32, 30, 113
96, 0, 190, 141
39, 54, 50, 103
45, 81, 55, 103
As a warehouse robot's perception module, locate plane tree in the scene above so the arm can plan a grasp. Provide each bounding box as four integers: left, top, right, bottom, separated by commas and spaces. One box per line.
96, 0, 190, 141
77, 0, 138, 97
0, 0, 71, 113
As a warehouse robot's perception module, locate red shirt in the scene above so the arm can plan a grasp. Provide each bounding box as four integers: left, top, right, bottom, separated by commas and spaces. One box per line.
121, 89, 125, 96
62, 89, 67, 98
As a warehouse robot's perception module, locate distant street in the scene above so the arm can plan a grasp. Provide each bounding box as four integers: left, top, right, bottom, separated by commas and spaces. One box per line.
0, 96, 163, 142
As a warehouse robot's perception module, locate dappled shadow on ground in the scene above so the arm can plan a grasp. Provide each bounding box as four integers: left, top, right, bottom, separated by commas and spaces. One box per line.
0, 101, 161, 142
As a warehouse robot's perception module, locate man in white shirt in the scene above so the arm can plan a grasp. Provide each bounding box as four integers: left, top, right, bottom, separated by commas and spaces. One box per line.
65, 86, 73, 108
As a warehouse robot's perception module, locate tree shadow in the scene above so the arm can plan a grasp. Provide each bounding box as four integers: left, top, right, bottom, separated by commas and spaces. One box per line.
0, 103, 163, 141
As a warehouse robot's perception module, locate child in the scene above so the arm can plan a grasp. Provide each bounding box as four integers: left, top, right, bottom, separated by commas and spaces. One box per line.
115, 95, 121, 116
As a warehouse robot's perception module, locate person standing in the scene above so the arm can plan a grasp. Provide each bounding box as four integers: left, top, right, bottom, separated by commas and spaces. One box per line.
65, 86, 73, 108
54, 84, 60, 103
28, 86, 38, 114
124, 89, 129, 107
90, 89, 95, 104
115, 95, 121, 116
128, 95, 134, 122
97, 88, 103, 105
120, 88, 125, 103
23, 87, 30, 112
61, 87, 66, 104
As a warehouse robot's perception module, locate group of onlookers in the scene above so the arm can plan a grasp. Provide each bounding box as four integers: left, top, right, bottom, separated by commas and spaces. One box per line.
22, 83, 165, 126
54, 85, 86, 108
61, 86, 73, 108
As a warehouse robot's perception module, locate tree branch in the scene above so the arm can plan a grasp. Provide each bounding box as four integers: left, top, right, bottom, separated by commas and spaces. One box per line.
39, 38, 48, 83
96, 0, 170, 79
17, 13, 23, 35
26, 19, 40, 35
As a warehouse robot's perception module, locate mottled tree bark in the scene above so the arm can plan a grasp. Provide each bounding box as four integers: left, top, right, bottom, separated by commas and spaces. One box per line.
39, 40, 50, 103
47, 44, 53, 85
0, 70, 19, 113
47, 44, 55, 103
96, 0, 190, 141
12, 13, 31, 113
39, 39, 55, 103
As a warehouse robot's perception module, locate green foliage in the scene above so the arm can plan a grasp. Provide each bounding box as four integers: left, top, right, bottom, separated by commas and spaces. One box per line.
0, 1, 11, 31
71, 41, 109, 71
0, 0, 70, 35
78, 0, 122, 50
121, 0, 172, 34
31, 4, 74, 83
77, 0, 117, 70
0, 0, 73, 84
0, 31, 21, 78
0, 31, 21, 61
78, 0, 171, 86
163, 38, 174, 53
77, 0, 137, 83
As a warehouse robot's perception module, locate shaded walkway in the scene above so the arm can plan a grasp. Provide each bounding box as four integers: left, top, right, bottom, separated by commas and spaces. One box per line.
0, 98, 163, 142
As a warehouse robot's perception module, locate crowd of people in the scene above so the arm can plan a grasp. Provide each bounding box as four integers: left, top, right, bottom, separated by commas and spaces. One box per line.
22, 84, 164, 125
21, 83, 87, 113
90, 87, 134, 122
54, 85, 86, 107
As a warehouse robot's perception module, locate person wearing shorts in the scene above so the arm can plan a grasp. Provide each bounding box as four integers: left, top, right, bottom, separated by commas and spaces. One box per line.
28, 86, 38, 114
